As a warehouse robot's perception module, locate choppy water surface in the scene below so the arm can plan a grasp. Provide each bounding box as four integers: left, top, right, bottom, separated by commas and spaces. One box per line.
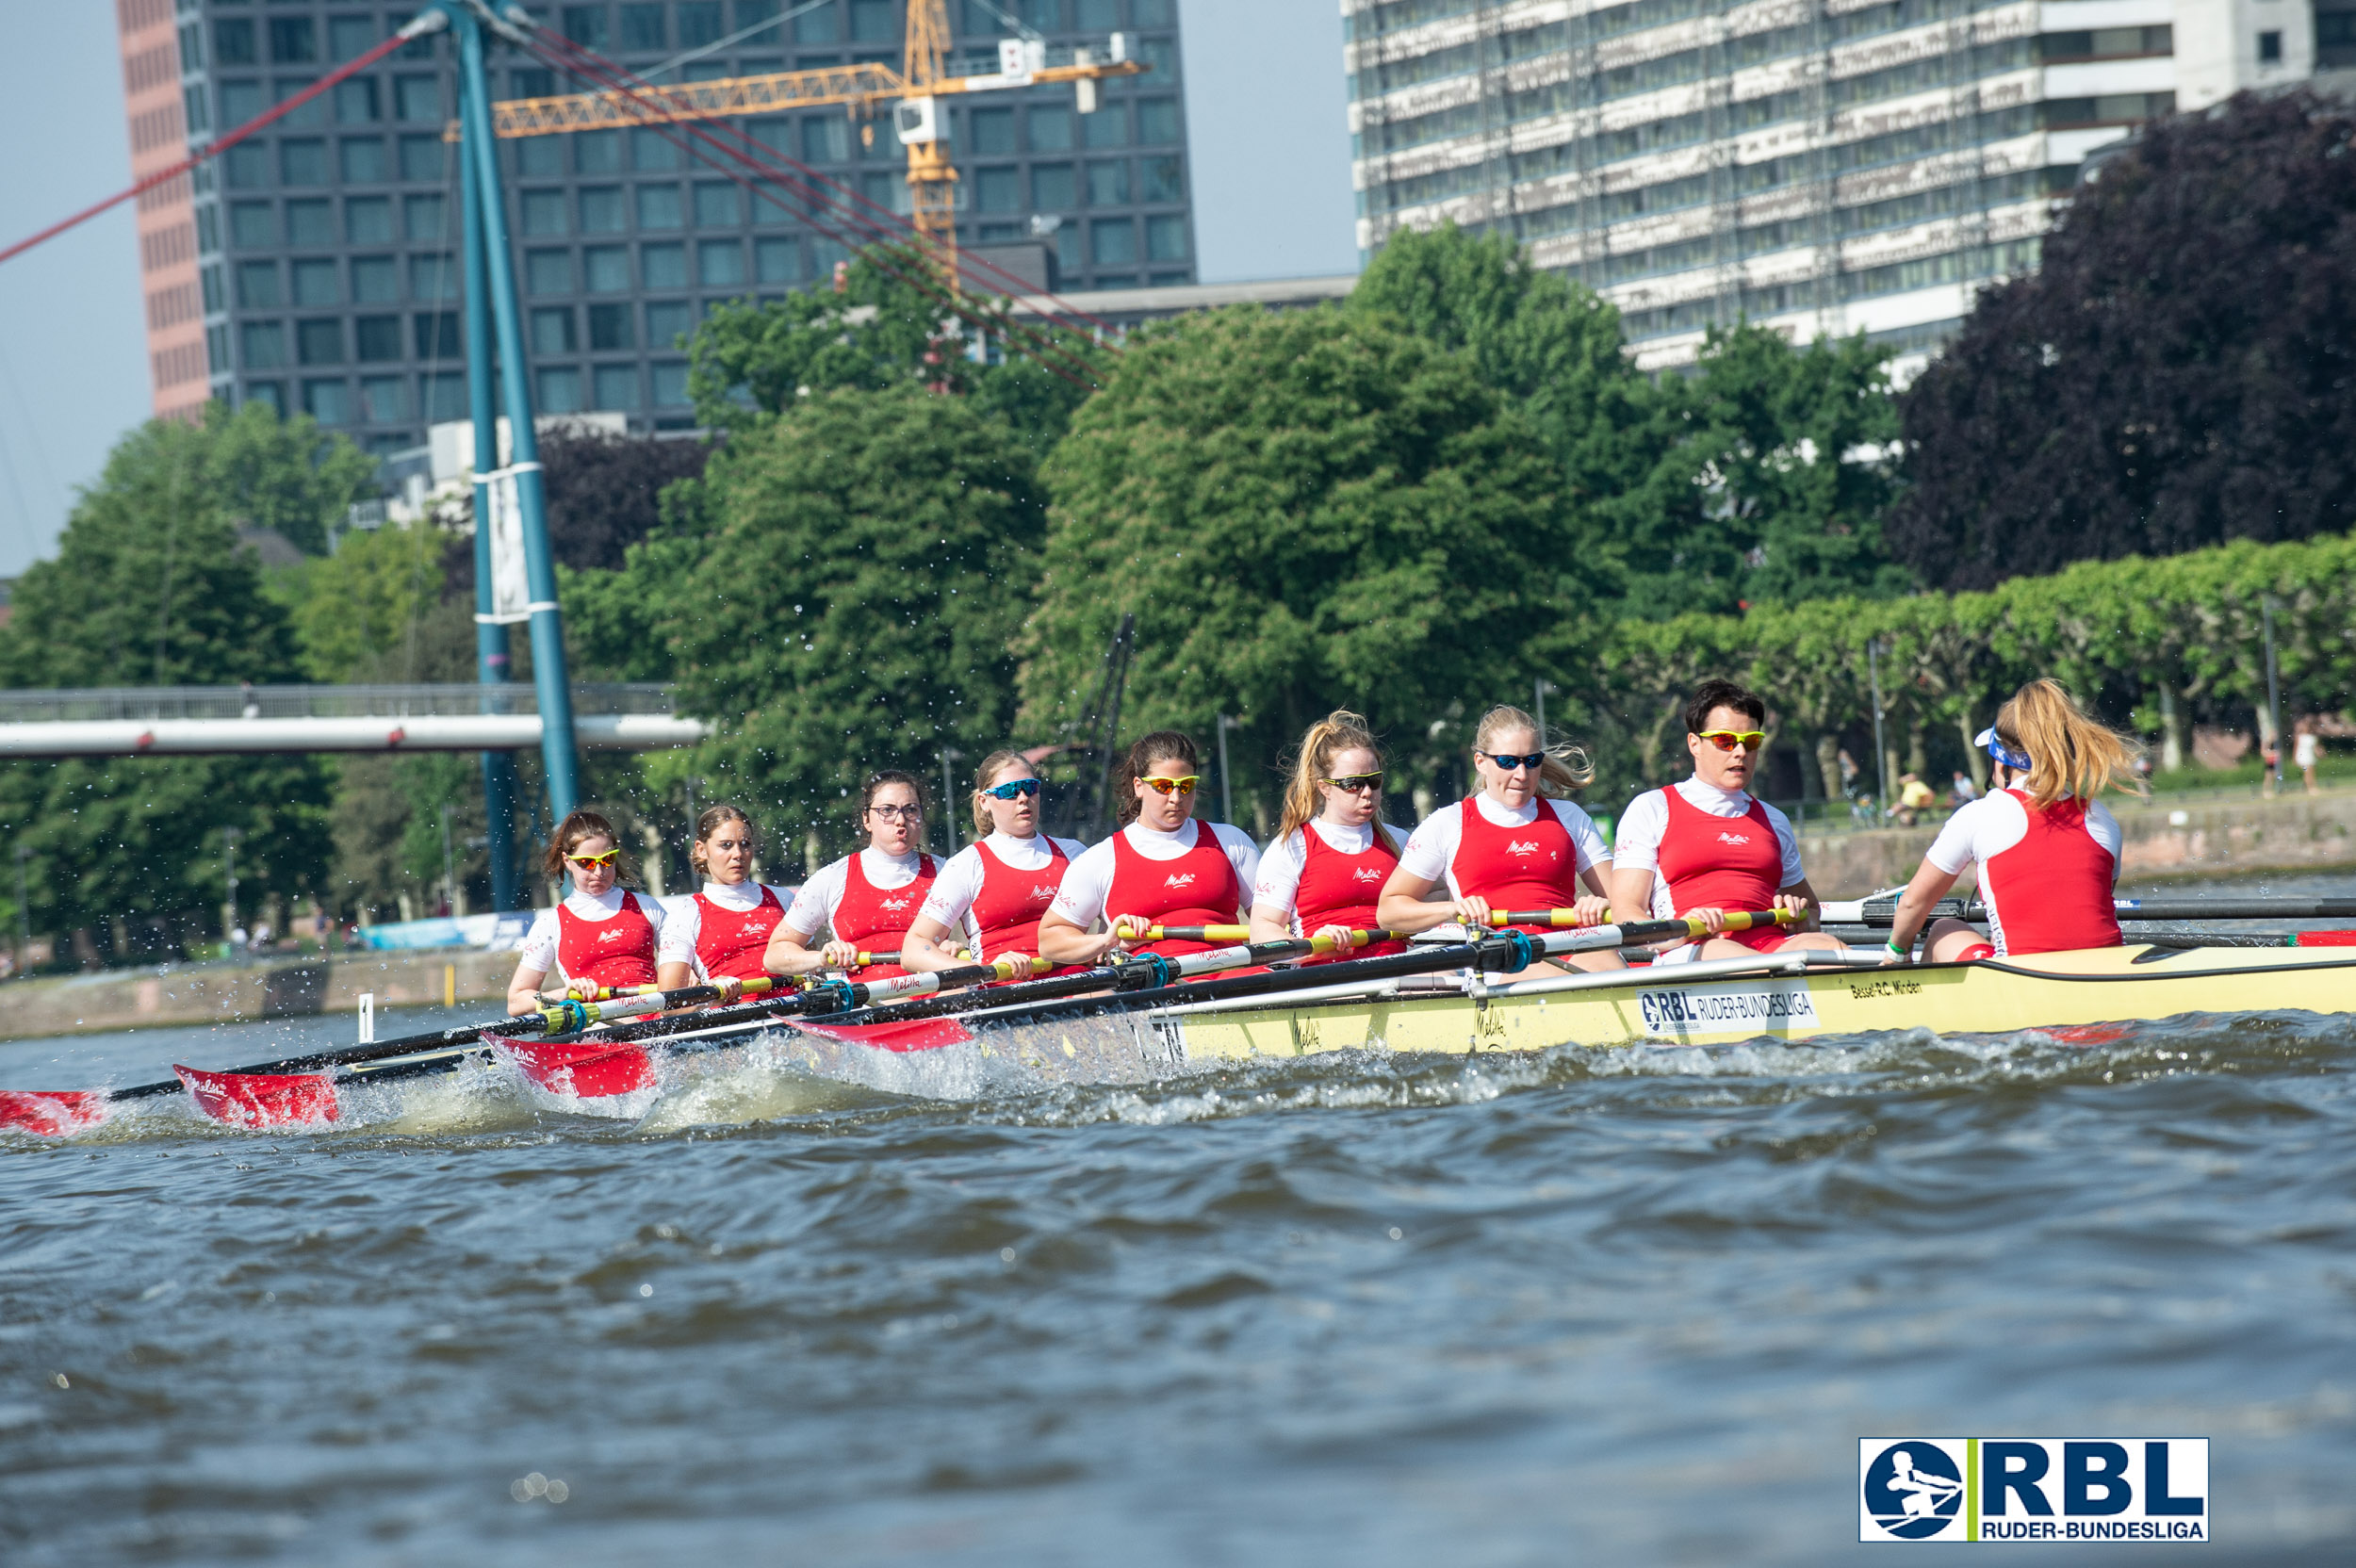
4, 878, 2354, 1563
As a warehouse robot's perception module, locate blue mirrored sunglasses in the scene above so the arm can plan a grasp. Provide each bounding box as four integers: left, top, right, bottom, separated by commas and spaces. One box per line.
1481, 751, 1547, 771
981, 777, 1041, 800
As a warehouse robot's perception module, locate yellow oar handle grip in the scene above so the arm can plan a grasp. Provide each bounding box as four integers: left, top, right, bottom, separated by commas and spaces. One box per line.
1138, 924, 1250, 943
987, 956, 1054, 980
1303, 928, 1399, 955
1486, 909, 1597, 928
1672, 907, 1799, 939
854, 951, 900, 967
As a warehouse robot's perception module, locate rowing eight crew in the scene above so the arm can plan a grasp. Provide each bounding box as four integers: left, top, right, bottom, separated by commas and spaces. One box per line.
504, 676, 2142, 1009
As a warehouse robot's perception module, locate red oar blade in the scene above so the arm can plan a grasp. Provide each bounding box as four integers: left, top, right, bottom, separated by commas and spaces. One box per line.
499, 1037, 656, 1098
0, 1090, 111, 1137
174, 1066, 339, 1129
788, 1017, 974, 1054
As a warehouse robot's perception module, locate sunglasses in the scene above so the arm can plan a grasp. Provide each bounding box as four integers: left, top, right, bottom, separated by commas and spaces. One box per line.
980, 777, 1041, 800
1323, 773, 1384, 793
564, 849, 619, 870
1138, 775, 1199, 796
1696, 729, 1767, 752
1481, 752, 1547, 771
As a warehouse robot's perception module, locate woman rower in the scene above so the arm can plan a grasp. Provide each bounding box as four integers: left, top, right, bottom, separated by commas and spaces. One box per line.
1249, 710, 1409, 964
904, 749, 1087, 976
505, 809, 665, 1015
655, 805, 793, 1001
1376, 704, 1621, 974
1881, 679, 2138, 964
762, 772, 937, 982
1037, 730, 1260, 967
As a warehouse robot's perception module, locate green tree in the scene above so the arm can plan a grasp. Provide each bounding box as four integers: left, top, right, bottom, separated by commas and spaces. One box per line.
273, 518, 455, 682
0, 411, 336, 946
1020, 304, 1602, 807
648, 384, 1045, 851
203, 399, 379, 556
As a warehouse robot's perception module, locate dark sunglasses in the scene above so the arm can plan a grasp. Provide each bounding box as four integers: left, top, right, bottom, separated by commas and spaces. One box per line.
1323, 773, 1384, 793
980, 777, 1041, 800
1481, 751, 1547, 771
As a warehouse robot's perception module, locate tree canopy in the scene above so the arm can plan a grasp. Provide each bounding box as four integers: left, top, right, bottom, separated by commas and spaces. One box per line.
1891, 90, 2356, 588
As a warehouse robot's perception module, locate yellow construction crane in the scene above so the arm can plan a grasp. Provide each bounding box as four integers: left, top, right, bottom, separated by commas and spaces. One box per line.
466, 0, 1147, 272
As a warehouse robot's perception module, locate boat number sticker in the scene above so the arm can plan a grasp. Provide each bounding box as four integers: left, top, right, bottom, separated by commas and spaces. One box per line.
1636, 983, 1817, 1037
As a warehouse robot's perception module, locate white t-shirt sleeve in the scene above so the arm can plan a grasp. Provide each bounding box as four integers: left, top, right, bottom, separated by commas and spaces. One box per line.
1926, 793, 2019, 875
1213, 823, 1260, 913
1547, 799, 1612, 874
1398, 807, 1460, 887
1610, 790, 1670, 876
515, 906, 563, 974
917, 844, 988, 929
2088, 801, 2124, 878
782, 859, 847, 940
1252, 829, 1308, 915
1760, 802, 1805, 886
656, 897, 701, 968
1047, 840, 1118, 929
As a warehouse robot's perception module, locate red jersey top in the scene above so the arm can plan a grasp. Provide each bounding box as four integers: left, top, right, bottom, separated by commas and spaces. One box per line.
1105, 821, 1241, 958
1654, 788, 1789, 954
830, 852, 937, 981
692, 885, 783, 982
1982, 790, 2121, 956
555, 891, 659, 989
1447, 797, 1583, 937
967, 837, 1070, 961
1293, 825, 1407, 965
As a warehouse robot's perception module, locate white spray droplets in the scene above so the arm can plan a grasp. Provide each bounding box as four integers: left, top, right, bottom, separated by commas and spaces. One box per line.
510, 1472, 569, 1504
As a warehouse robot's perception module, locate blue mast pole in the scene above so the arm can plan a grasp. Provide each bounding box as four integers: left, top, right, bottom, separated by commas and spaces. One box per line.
448, 1, 581, 821
459, 68, 520, 910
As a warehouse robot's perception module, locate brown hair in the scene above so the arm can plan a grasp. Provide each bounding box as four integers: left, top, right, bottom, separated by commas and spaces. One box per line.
858, 769, 927, 823
1684, 678, 1766, 734
1114, 729, 1199, 826
1992, 678, 2145, 809
968, 747, 1037, 837
540, 808, 631, 883
1277, 710, 1399, 847
1473, 704, 1594, 796
688, 804, 757, 875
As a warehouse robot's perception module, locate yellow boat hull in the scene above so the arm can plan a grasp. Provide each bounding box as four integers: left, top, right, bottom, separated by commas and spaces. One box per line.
1161, 944, 2356, 1062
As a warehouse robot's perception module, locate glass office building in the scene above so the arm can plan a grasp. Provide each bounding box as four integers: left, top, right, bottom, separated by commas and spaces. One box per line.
1345, 0, 2327, 370
123, 0, 1196, 448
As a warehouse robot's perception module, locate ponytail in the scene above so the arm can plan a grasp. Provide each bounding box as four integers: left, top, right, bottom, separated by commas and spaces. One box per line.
1474, 703, 1593, 797
1277, 710, 1397, 846
1993, 679, 2145, 808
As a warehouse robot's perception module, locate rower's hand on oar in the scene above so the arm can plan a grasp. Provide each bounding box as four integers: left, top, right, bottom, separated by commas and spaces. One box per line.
712, 976, 745, 1003
1105, 913, 1154, 957
559, 978, 603, 1002
1448, 895, 1494, 930
1772, 892, 1815, 930
1571, 894, 1611, 928
1685, 906, 1731, 936
818, 939, 861, 969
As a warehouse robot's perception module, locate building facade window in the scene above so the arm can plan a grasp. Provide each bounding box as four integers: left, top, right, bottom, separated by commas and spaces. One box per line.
588, 302, 636, 350
355, 315, 403, 361
532, 306, 578, 354
539, 366, 584, 413
593, 364, 640, 409
303, 379, 349, 423
352, 255, 399, 302
297, 318, 345, 365
291, 258, 339, 306
240, 321, 286, 368
347, 196, 393, 244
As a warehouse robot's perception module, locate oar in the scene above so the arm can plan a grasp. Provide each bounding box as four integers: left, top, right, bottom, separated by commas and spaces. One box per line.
1821, 896, 2356, 925
2131, 930, 2356, 949
0, 976, 783, 1135
1139, 925, 1399, 944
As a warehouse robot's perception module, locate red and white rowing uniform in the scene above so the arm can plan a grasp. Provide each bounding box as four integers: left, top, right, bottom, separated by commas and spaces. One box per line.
1927, 789, 2123, 956
1397, 795, 1610, 937
657, 881, 794, 982
781, 848, 937, 980
918, 831, 1088, 964
1049, 820, 1260, 959
1615, 777, 1807, 959
1253, 820, 1409, 964
515, 887, 663, 989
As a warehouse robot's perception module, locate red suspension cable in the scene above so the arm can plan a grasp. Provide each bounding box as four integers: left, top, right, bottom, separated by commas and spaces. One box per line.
0, 24, 426, 269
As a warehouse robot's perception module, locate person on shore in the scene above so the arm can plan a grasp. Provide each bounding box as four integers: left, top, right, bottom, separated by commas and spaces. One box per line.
1250, 711, 1410, 965
1037, 731, 1260, 966
1896, 772, 1937, 825
656, 806, 793, 1001
506, 809, 664, 1014
763, 772, 937, 982
1879, 679, 2140, 963
1609, 679, 1844, 963
1951, 770, 1979, 807
903, 749, 1087, 976
2295, 717, 2321, 794
1376, 704, 1621, 975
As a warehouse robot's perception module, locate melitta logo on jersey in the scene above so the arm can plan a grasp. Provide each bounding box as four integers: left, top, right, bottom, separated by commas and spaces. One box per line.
596, 926, 634, 943
1351, 867, 1384, 884
1504, 840, 1542, 856
878, 895, 912, 912
1163, 872, 1197, 890
1716, 830, 1753, 845
1858, 1438, 2207, 1543
1029, 884, 1057, 901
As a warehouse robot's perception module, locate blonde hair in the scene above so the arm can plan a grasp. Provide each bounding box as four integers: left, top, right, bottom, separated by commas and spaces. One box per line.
1992, 678, 2145, 809
1474, 704, 1593, 796
1277, 710, 1399, 847
688, 804, 756, 875
968, 747, 1036, 836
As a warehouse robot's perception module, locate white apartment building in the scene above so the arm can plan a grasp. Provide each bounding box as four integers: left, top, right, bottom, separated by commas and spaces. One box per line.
1344, 0, 2346, 369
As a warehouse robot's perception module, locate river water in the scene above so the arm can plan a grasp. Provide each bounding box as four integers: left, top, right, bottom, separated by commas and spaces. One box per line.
4, 877, 2353, 1563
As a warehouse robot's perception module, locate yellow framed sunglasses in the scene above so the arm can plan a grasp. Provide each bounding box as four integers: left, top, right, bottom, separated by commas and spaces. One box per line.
1138, 775, 1200, 796
1696, 729, 1766, 752
564, 848, 621, 870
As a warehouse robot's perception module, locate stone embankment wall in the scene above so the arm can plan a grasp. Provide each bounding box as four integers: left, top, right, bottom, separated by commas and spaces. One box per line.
0, 949, 514, 1042
1802, 788, 2356, 896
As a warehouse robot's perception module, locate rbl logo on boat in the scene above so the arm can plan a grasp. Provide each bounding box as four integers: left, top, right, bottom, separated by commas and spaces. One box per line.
1857, 1438, 2207, 1543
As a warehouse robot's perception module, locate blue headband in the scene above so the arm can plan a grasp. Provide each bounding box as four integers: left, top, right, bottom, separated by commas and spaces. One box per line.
1974, 727, 2032, 772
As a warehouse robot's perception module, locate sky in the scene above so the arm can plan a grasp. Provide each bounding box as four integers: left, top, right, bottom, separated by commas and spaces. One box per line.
0, 1, 1357, 580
